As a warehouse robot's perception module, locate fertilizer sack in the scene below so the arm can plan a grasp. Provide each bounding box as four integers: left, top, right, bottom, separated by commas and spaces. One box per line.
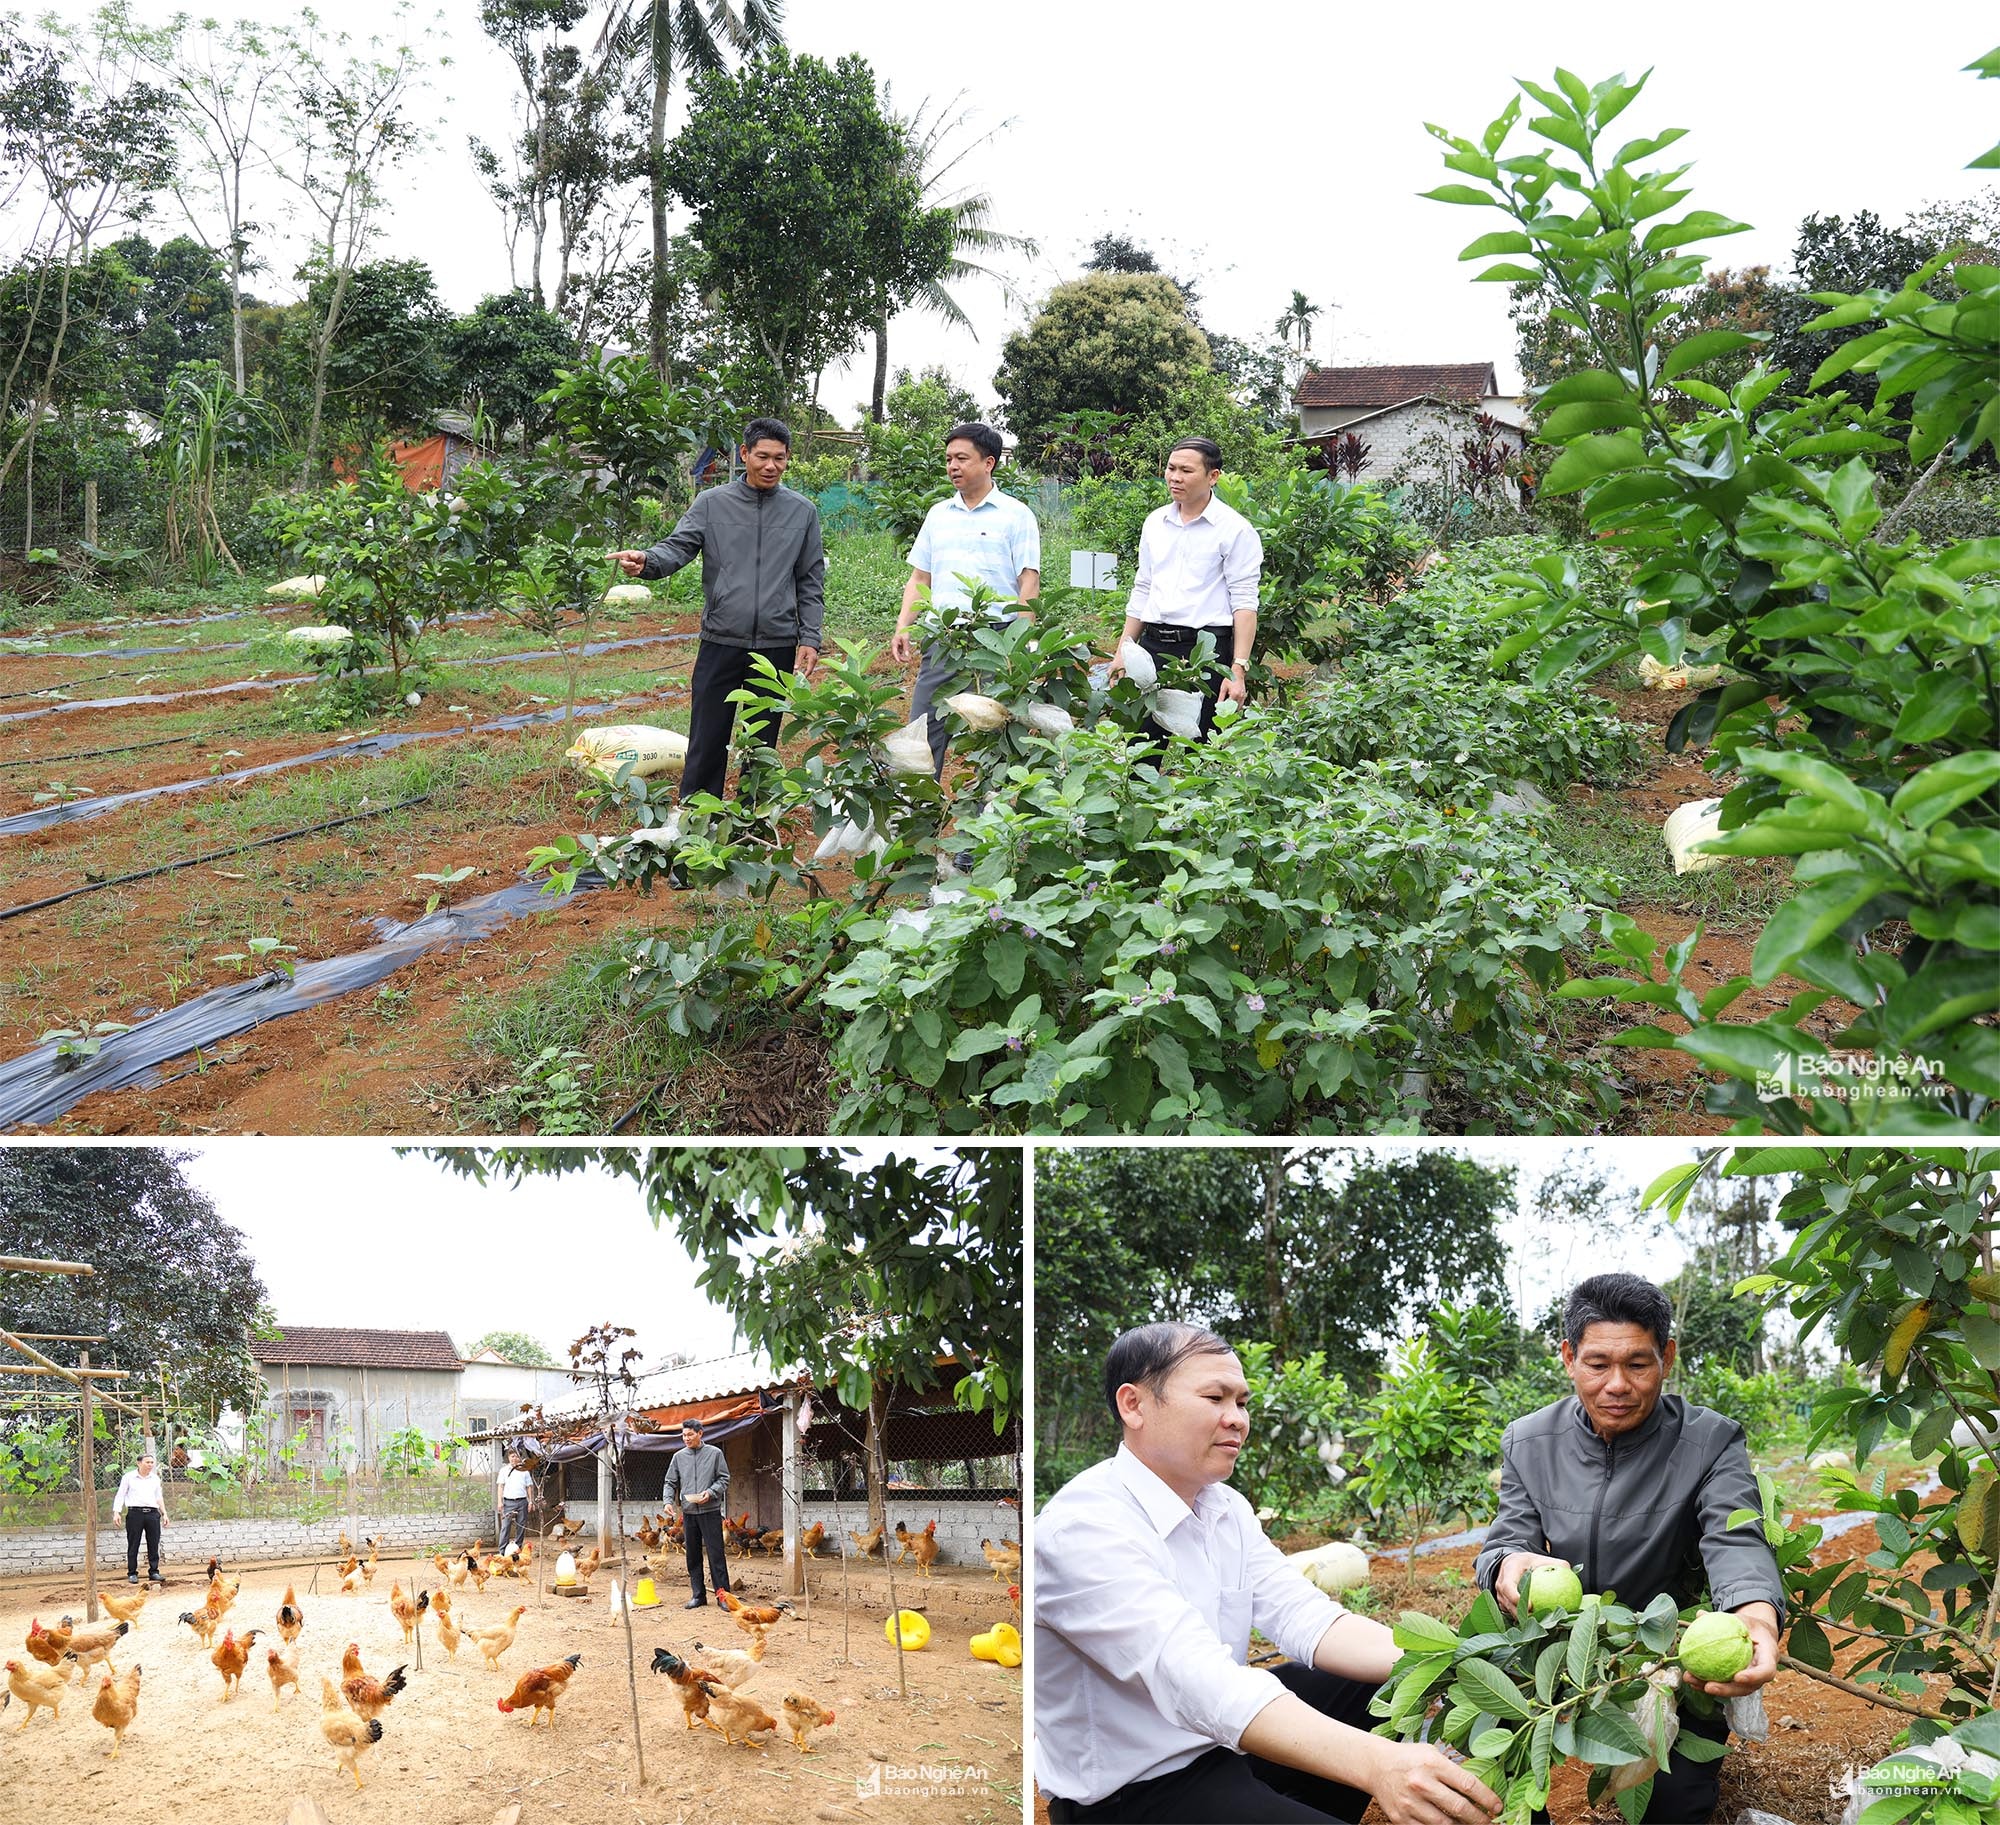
564, 724, 689, 781
603, 581, 654, 606
266, 574, 327, 600
283, 624, 354, 651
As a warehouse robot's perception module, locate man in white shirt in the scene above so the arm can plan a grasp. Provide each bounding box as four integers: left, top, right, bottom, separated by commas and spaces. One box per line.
890, 421, 1042, 774
1109, 438, 1263, 743
112, 1452, 166, 1586
1036, 1323, 1501, 1824
497, 1450, 536, 1556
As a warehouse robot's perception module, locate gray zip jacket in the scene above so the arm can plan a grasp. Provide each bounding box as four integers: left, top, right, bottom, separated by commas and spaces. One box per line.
664, 1441, 730, 1513
1474, 1393, 1784, 1618
639, 477, 826, 650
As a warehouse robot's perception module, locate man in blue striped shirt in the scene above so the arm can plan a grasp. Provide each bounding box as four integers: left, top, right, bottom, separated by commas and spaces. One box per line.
890, 421, 1042, 774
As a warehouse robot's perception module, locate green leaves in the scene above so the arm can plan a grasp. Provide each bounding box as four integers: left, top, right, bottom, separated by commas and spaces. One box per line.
1454, 1657, 1533, 1722
1539, 431, 1647, 495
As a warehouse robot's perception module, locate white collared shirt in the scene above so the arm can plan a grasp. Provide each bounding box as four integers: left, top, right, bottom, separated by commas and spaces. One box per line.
1033, 1443, 1347, 1804
906, 486, 1041, 614
113, 1469, 164, 1516
1126, 492, 1264, 629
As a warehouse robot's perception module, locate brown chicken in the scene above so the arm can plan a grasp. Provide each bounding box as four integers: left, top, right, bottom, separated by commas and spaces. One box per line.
911, 1519, 941, 1578
484, 1548, 520, 1581
320, 1677, 383, 1790
716, 1589, 795, 1628
634, 1517, 662, 1550
722, 1511, 757, 1553
699, 1676, 777, 1747
179, 1603, 222, 1648
267, 1646, 300, 1710
336, 1530, 355, 1559
497, 1652, 581, 1727
574, 1547, 601, 1582
339, 1560, 367, 1596
24, 1617, 72, 1665
5, 1655, 77, 1727
757, 1528, 786, 1555
210, 1627, 262, 1700
1009, 1581, 1020, 1616
277, 1584, 305, 1647
782, 1691, 836, 1754
847, 1523, 885, 1559
98, 1586, 148, 1626
465, 1604, 529, 1671
340, 1643, 408, 1722
650, 1648, 720, 1732
92, 1663, 141, 1757
689, 1637, 763, 1686
981, 1537, 1022, 1582
62, 1616, 131, 1673
435, 1605, 462, 1660
462, 1549, 489, 1592
360, 1538, 381, 1588
892, 1521, 916, 1561
799, 1522, 826, 1559
388, 1581, 429, 1645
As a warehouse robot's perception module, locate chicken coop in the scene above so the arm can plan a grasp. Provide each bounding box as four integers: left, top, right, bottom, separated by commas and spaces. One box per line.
493, 1350, 1020, 1590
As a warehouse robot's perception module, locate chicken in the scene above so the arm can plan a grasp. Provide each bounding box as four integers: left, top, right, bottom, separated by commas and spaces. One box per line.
388, 1581, 429, 1646
277, 1584, 305, 1646
981, 1537, 1022, 1582
723, 1511, 757, 1553
360, 1538, 381, 1588
574, 1547, 601, 1583
179, 1605, 221, 1648
63, 1616, 131, 1673
1009, 1581, 1021, 1616
847, 1523, 885, 1559
715, 1589, 794, 1628
24, 1617, 72, 1665
892, 1521, 916, 1561
336, 1530, 355, 1560
663, 1510, 684, 1545
912, 1519, 941, 1578
339, 1560, 366, 1597
339, 1643, 408, 1723
698, 1676, 777, 1747
689, 1637, 763, 1687
99, 1586, 149, 1626
4, 1655, 76, 1727
484, 1549, 519, 1582
465, 1604, 529, 1671
211, 1627, 262, 1700
462, 1549, 489, 1593
782, 1691, 836, 1754
435, 1605, 462, 1661
650, 1648, 722, 1733
799, 1522, 826, 1560
634, 1517, 662, 1550
757, 1528, 785, 1556
92, 1663, 141, 1756
267, 1646, 300, 1711
319, 1678, 383, 1791
432, 1552, 458, 1587
497, 1653, 581, 1727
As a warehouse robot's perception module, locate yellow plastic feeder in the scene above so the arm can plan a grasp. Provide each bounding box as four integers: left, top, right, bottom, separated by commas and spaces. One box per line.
885, 1608, 931, 1650
631, 1575, 660, 1610
970, 1622, 1022, 1667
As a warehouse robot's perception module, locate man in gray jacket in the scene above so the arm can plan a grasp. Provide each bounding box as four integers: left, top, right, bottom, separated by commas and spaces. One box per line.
1475, 1273, 1782, 1825
663, 1417, 732, 1610
614, 418, 824, 806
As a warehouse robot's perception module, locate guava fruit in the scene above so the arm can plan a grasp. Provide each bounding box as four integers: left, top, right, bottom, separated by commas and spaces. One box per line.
1676, 1610, 1754, 1683
1522, 1564, 1583, 1617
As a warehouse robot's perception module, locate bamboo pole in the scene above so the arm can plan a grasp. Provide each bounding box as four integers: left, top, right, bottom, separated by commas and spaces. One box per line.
81, 1350, 97, 1622
0, 1256, 93, 1275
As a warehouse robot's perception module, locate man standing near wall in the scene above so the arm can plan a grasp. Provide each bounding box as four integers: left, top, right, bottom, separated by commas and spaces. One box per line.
497, 1449, 536, 1556
112, 1452, 166, 1586
665, 1417, 732, 1610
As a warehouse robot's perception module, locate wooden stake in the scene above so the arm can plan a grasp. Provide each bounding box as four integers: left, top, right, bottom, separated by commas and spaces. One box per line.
81, 1350, 97, 1622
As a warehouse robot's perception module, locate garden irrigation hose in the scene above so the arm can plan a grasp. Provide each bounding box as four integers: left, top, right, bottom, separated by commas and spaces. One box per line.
15, 606, 514, 664
0, 793, 434, 922
0, 682, 693, 838
0, 630, 697, 726
0, 869, 608, 1129
0, 666, 146, 702
0, 731, 205, 772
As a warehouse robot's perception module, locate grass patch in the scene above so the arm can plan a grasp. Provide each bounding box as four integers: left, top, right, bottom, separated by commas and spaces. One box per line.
1543, 795, 1793, 927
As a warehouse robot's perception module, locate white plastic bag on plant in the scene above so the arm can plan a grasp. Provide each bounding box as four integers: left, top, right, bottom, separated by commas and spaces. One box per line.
266, 574, 326, 600
1153, 688, 1204, 740
284, 624, 353, 651
1116, 639, 1157, 689
603, 581, 653, 606
879, 718, 935, 775
1724, 1690, 1768, 1743
1022, 701, 1074, 737
564, 724, 689, 781
941, 691, 1009, 731
1663, 797, 1727, 875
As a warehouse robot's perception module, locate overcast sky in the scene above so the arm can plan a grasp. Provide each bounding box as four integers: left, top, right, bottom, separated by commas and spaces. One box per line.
27, 0, 2000, 412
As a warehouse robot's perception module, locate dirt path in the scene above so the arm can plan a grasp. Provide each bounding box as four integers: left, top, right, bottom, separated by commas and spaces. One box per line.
0, 1557, 1021, 1824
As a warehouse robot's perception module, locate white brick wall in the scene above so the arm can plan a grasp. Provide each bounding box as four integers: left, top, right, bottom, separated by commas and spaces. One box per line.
556, 1499, 1016, 1570
0, 1506, 489, 1578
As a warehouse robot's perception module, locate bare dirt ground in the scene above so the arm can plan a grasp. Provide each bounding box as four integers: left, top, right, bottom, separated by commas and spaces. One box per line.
0, 1549, 1022, 1825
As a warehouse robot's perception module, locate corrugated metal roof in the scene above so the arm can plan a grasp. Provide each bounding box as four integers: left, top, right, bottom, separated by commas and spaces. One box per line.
524, 1349, 800, 1427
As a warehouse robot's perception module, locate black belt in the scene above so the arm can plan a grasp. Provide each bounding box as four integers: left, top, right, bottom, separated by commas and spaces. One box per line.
1141, 623, 1233, 647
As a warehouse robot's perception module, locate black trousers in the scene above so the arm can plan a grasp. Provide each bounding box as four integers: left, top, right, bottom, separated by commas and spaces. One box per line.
124, 1507, 161, 1579
679, 639, 795, 803
1137, 623, 1235, 743
1046, 1660, 1377, 1823
683, 1505, 731, 1600
1533, 1705, 1728, 1825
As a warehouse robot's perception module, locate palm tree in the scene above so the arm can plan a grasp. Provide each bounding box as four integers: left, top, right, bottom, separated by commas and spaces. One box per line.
596, 0, 784, 375
1275, 288, 1320, 354
868, 94, 1037, 423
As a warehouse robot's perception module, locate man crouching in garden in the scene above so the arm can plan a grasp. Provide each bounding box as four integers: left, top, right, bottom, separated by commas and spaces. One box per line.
1477, 1273, 1782, 1825
1035, 1321, 1501, 1824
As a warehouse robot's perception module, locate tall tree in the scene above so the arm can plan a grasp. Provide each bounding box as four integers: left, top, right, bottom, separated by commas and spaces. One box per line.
663, 49, 955, 414
593, 0, 782, 376
0, 1148, 269, 1415
866, 94, 1034, 423
465, 1329, 558, 1367
1275, 287, 1319, 353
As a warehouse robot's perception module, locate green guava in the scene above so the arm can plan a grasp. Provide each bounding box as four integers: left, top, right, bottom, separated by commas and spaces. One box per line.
1677, 1610, 1754, 1683
1522, 1565, 1583, 1617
